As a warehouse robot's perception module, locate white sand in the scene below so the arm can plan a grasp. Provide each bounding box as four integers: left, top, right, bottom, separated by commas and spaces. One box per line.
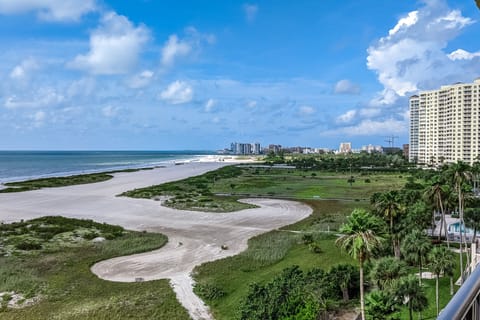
0, 162, 311, 320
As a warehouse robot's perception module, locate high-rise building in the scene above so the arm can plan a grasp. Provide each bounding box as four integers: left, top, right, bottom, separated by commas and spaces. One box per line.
339, 142, 352, 154
409, 78, 480, 165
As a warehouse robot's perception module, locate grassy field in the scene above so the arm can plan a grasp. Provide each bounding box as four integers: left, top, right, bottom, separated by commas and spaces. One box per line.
121, 165, 407, 214
0, 217, 189, 320
0, 168, 154, 193
193, 231, 355, 319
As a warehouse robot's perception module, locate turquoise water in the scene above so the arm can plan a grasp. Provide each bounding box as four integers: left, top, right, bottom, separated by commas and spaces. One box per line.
0, 151, 214, 183
448, 222, 474, 234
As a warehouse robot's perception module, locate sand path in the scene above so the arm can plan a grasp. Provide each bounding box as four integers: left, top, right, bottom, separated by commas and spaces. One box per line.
0, 162, 312, 320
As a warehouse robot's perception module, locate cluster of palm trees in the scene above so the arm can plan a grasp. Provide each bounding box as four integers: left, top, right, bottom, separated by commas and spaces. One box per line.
336, 161, 480, 320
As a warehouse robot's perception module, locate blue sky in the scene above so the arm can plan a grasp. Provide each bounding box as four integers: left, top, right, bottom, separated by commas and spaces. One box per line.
0, 0, 479, 150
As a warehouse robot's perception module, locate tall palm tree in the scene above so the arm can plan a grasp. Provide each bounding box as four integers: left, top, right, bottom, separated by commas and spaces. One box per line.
336, 209, 385, 320
395, 274, 428, 320
401, 229, 432, 286
428, 246, 455, 316
448, 161, 472, 283
424, 176, 449, 243
373, 190, 404, 258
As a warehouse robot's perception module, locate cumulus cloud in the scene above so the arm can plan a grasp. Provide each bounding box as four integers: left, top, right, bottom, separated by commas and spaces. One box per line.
334, 79, 360, 95
159, 81, 193, 104
298, 105, 315, 116
69, 12, 150, 75
128, 70, 154, 89
204, 98, 216, 112
30, 110, 46, 127
367, 0, 476, 106
9, 58, 39, 80
161, 35, 191, 67
160, 28, 215, 67
0, 0, 96, 21
448, 49, 480, 61
336, 110, 357, 124
243, 3, 258, 22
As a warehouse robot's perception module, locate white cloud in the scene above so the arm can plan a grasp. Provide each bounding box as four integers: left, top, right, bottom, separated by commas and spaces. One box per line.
243, 3, 258, 22
4, 88, 64, 109
128, 70, 154, 89
0, 0, 97, 21
69, 12, 150, 75
334, 79, 360, 95
389, 11, 419, 36
448, 49, 480, 61
336, 110, 357, 124
161, 35, 191, 67
367, 0, 476, 106
159, 81, 193, 104
9, 58, 39, 80
67, 77, 96, 98
298, 105, 315, 116
204, 98, 216, 112
160, 28, 215, 67
327, 118, 406, 136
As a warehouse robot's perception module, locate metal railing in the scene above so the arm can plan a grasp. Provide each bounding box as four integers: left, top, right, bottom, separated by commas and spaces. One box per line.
438, 264, 480, 319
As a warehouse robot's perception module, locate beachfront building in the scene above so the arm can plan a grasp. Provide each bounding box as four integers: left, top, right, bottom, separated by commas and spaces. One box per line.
409, 78, 480, 165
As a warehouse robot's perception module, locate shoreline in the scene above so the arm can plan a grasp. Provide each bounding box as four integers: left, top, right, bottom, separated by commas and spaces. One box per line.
0, 154, 262, 188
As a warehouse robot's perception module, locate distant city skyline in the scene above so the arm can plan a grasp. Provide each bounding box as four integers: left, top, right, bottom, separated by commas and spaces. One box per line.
0, 0, 479, 150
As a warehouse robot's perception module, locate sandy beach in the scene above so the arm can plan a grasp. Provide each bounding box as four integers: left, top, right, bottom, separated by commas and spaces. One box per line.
0, 161, 311, 320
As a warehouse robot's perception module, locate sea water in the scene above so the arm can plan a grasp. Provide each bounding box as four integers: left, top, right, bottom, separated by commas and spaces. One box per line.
0, 150, 213, 183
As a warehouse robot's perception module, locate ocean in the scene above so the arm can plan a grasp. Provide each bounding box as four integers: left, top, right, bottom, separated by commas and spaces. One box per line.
0, 151, 214, 183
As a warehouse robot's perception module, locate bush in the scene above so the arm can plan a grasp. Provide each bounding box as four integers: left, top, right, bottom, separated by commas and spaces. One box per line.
364, 179, 371, 183
194, 283, 226, 301
308, 242, 322, 254
15, 239, 42, 251
302, 234, 314, 245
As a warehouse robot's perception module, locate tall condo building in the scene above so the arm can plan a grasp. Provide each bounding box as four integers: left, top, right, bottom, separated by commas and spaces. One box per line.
409, 78, 480, 165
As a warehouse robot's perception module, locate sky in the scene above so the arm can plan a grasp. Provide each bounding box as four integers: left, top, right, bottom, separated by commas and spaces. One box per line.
0, 0, 479, 151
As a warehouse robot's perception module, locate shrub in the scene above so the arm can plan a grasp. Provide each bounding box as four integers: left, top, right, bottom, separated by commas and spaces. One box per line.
302, 234, 314, 245
308, 242, 322, 254
364, 179, 371, 183
15, 239, 42, 251
194, 283, 226, 301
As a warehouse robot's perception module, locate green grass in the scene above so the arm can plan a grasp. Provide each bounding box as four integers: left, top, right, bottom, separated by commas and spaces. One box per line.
0, 218, 189, 320
0, 168, 154, 193
193, 230, 355, 320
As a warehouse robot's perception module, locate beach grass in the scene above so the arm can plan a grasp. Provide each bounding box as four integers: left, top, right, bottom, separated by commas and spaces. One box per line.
0, 217, 189, 320
0, 168, 154, 193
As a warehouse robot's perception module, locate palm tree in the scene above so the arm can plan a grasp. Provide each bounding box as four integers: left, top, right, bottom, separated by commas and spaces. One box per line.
424, 176, 449, 243
373, 190, 404, 258
447, 161, 472, 283
401, 229, 432, 286
428, 246, 455, 316
336, 209, 385, 320
395, 274, 428, 320
365, 290, 399, 320
370, 256, 407, 291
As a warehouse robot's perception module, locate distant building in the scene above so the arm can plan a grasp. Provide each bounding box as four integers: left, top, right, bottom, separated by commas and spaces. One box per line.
403, 144, 409, 159
361, 144, 383, 154
409, 78, 480, 165
268, 144, 282, 154
339, 142, 352, 154
230, 142, 262, 155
